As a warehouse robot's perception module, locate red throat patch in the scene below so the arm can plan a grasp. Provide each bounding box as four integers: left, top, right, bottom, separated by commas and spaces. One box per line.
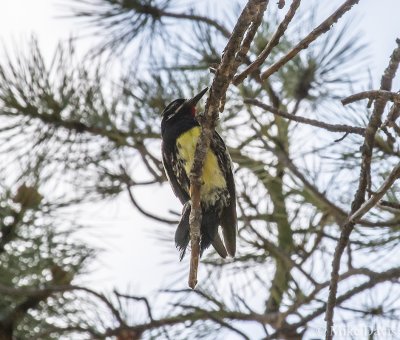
190, 106, 196, 117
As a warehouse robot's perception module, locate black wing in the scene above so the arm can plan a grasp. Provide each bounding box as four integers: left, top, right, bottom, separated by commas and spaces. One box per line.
161, 142, 190, 205
210, 131, 237, 257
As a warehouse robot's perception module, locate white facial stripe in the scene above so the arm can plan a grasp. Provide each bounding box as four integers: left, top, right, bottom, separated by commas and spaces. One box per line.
166, 112, 178, 121
175, 102, 186, 113
166, 101, 188, 121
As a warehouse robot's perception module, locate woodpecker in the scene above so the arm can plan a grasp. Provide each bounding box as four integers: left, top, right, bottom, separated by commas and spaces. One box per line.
161, 87, 237, 259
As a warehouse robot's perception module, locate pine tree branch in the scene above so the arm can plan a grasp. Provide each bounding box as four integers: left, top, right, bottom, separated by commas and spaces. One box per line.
0, 283, 125, 326
245, 98, 366, 135
379, 200, 400, 210
118, 1, 232, 37
70, 0, 233, 56
7, 102, 159, 148
325, 38, 400, 340
121, 1, 233, 37
265, 266, 400, 340
103, 308, 277, 338
233, 0, 302, 85
114, 291, 154, 322
260, 0, 361, 81
126, 184, 178, 224
188, 0, 268, 289
383, 100, 400, 129
0, 282, 281, 339
159, 10, 231, 38
348, 163, 400, 222
230, 0, 270, 85
342, 89, 400, 106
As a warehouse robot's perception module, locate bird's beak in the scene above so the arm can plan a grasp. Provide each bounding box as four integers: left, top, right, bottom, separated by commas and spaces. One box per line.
186, 87, 209, 106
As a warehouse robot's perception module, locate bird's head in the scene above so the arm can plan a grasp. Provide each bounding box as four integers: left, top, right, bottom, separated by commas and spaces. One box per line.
161, 87, 208, 123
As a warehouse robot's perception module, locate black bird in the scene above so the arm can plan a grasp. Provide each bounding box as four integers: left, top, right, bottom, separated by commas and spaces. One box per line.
161, 87, 237, 259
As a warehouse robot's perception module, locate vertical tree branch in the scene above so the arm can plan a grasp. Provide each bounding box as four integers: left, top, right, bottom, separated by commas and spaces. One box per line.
188, 0, 268, 289
233, 0, 301, 85
324, 39, 400, 339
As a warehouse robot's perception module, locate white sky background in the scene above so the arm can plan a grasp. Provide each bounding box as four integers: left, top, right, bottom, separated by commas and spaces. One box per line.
0, 0, 185, 295
0, 0, 399, 336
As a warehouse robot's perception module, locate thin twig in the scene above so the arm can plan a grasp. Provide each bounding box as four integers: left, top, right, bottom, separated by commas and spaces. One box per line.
233, 0, 301, 85
126, 184, 178, 224
379, 200, 400, 210
383, 102, 400, 128
342, 89, 400, 106
114, 291, 154, 322
187, 0, 267, 289
160, 10, 232, 38
334, 132, 350, 142
348, 163, 400, 222
245, 98, 365, 135
260, 0, 360, 81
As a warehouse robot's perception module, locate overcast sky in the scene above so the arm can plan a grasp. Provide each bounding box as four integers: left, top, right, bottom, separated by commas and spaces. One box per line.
0, 0, 399, 299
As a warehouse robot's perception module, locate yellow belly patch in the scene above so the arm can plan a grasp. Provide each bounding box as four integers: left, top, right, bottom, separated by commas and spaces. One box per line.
176, 127, 226, 199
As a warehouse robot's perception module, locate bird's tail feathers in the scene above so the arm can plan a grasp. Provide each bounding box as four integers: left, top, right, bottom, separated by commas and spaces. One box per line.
175, 202, 191, 261
200, 209, 222, 255
221, 203, 237, 257
174, 203, 227, 259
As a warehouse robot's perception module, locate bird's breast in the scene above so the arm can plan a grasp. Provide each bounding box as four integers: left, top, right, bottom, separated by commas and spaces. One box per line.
176, 127, 227, 205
